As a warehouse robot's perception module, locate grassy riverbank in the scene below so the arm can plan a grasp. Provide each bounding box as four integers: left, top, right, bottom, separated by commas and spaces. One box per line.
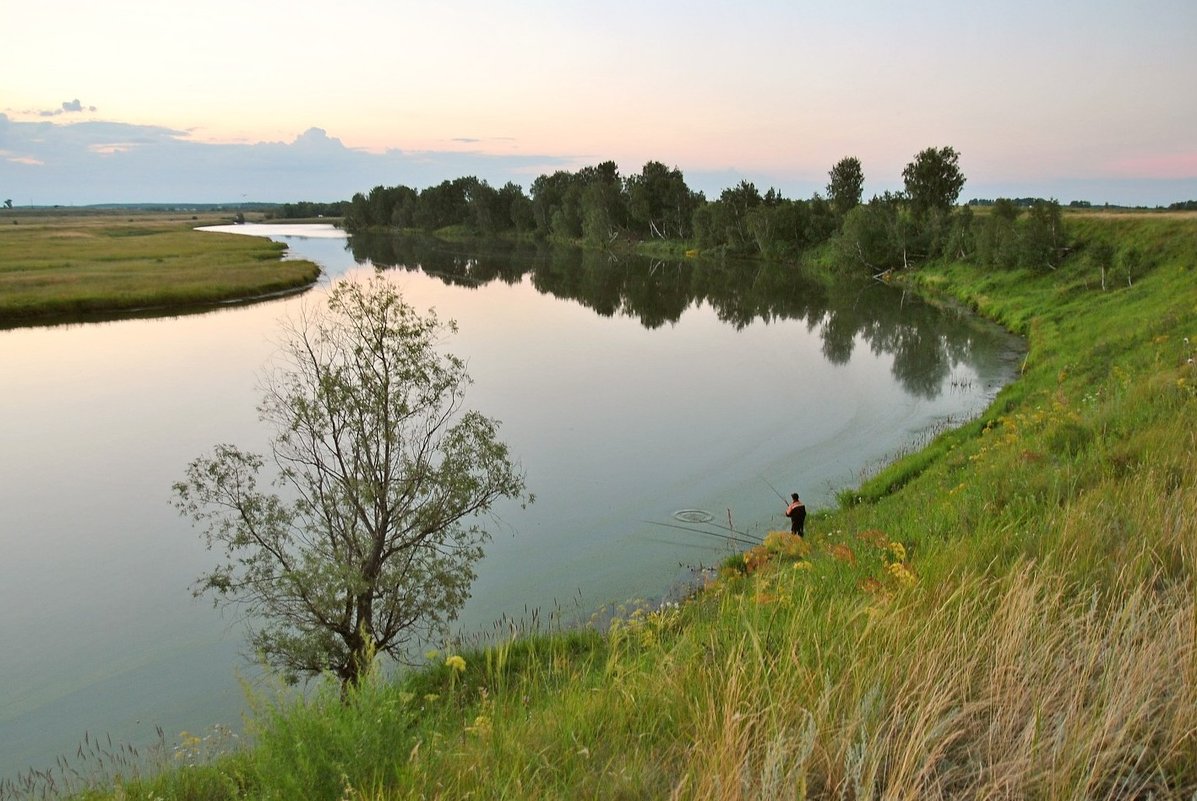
25, 212, 1197, 800
0, 212, 321, 326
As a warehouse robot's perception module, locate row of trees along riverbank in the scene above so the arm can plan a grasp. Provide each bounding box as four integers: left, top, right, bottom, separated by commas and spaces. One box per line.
343, 146, 1088, 278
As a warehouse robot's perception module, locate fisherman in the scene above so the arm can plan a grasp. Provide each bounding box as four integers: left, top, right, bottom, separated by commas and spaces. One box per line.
785, 493, 806, 537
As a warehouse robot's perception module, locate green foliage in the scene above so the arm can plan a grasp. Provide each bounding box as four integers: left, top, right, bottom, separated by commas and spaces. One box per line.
1018, 200, 1067, 269
834, 193, 921, 273
1087, 237, 1116, 289
346, 177, 530, 236
941, 203, 975, 259
277, 199, 348, 220
579, 164, 624, 246
716, 180, 764, 252
721, 552, 749, 574
827, 156, 865, 217
498, 181, 535, 234
243, 674, 419, 800
342, 146, 972, 265
826, 147, 979, 275
975, 202, 1022, 268
902, 146, 966, 219
1046, 418, 1092, 457
973, 199, 1069, 271
173, 276, 529, 690
625, 160, 700, 240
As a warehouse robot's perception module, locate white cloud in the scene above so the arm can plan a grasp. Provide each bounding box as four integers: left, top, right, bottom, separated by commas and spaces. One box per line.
0, 115, 575, 205
30, 98, 97, 117
3, 154, 45, 166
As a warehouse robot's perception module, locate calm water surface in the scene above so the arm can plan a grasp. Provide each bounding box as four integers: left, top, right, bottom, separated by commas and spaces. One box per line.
0, 224, 1022, 780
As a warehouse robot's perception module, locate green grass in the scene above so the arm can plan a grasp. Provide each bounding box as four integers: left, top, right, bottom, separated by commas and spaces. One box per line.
0, 212, 321, 325
18, 211, 1197, 800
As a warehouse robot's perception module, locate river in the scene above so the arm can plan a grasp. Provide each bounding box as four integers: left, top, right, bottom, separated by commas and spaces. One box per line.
0, 224, 1022, 782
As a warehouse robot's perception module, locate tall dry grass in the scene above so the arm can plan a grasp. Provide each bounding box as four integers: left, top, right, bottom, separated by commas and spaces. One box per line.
669, 559, 1196, 800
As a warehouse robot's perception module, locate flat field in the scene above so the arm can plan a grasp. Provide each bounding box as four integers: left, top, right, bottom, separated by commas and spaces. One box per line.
0, 211, 321, 326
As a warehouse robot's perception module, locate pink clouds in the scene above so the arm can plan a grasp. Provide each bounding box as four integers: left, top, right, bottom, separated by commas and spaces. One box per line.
1107, 151, 1197, 179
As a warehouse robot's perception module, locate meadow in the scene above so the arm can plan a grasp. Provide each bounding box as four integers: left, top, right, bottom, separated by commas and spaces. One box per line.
7, 211, 1196, 800
0, 212, 320, 325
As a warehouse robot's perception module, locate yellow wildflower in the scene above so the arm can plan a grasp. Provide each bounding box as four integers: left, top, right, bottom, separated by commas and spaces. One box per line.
445, 654, 466, 673
888, 541, 907, 563
466, 714, 492, 737
887, 562, 916, 587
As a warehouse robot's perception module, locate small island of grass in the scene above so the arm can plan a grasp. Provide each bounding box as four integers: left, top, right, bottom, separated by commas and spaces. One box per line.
0, 211, 322, 326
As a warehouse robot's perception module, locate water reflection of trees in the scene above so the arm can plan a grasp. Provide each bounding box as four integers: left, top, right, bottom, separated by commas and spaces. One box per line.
348, 233, 1005, 399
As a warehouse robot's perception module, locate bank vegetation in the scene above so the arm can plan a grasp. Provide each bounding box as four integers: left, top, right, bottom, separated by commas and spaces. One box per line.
0, 212, 320, 326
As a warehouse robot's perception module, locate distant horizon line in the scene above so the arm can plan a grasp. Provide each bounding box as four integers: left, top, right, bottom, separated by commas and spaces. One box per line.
4, 197, 1193, 212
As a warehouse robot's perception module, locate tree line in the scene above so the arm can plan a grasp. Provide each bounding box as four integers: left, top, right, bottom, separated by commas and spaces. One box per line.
342, 147, 1082, 276
277, 200, 351, 219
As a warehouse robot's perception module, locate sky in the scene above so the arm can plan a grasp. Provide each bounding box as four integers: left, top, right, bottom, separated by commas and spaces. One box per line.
2, 0, 1196, 207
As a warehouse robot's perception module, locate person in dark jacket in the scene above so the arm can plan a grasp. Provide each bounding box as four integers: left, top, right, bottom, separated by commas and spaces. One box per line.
785, 493, 806, 537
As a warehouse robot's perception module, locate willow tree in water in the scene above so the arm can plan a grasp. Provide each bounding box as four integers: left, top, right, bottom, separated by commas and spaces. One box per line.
173, 275, 528, 690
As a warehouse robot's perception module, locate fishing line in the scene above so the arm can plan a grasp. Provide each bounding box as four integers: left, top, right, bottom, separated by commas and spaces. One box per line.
643, 519, 761, 548
700, 516, 765, 544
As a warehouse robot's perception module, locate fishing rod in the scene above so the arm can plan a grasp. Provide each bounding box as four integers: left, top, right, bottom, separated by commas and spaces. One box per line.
697, 514, 765, 544
643, 519, 761, 548
759, 474, 788, 503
